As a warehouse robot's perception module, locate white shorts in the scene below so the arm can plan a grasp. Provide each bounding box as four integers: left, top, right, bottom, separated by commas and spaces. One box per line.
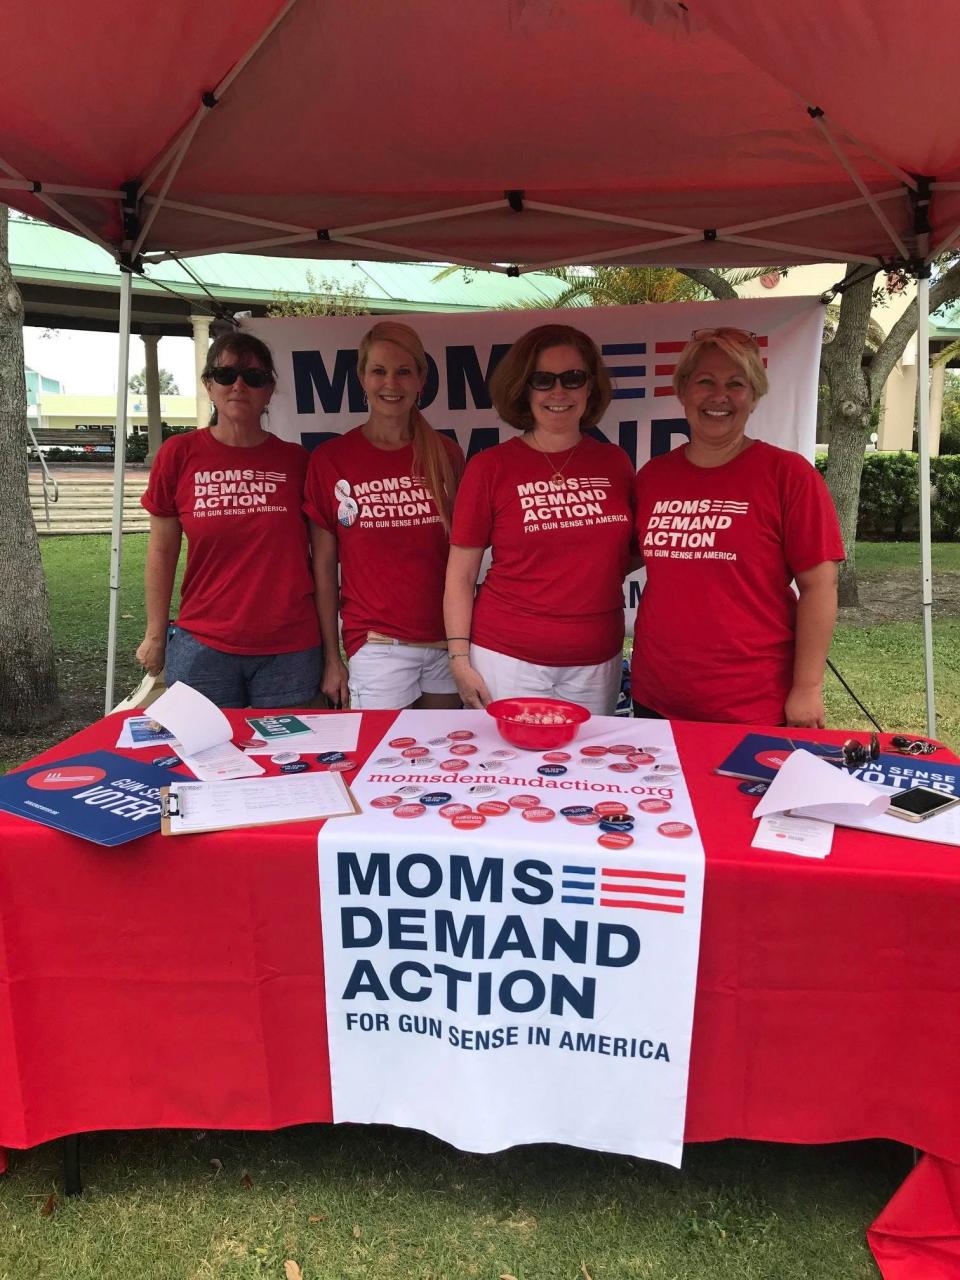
348, 641, 459, 710
470, 645, 622, 716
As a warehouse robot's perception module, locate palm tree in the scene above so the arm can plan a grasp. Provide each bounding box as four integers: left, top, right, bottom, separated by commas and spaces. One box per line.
433, 263, 778, 307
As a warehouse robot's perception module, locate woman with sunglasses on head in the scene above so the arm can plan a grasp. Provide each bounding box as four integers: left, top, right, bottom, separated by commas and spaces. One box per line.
136, 331, 322, 707
304, 321, 464, 709
444, 323, 635, 713
630, 327, 844, 728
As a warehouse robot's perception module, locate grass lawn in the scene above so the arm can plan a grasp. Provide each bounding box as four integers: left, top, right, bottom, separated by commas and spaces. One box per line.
1, 537, 956, 1278
2, 1128, 904, 1280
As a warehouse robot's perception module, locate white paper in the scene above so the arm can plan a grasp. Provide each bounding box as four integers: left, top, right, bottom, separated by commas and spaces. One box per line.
793, 793, 960, 846
752, 814, 834, 859
752, 749, 960, 847
243, 713, 362, 755
753, 750, 890, 822
147, 682, 233, 756
176, 740, 265, 781
167, 771, 355, 834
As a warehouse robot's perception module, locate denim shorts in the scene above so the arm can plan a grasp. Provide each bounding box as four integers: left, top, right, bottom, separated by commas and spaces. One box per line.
164, 624, 322, 709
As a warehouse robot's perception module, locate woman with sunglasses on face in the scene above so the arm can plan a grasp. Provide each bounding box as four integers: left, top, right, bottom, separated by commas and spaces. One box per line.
304, 321, 464, 710
136, 332, 322, 707
631, 327, 844, 728
444, 324, 635, 713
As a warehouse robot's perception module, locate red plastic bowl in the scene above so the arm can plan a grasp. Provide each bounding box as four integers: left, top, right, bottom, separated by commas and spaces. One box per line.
485, 697, 591, 750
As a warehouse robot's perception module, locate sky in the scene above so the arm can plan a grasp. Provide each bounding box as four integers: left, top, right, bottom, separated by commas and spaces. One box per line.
23, 327, 200, 397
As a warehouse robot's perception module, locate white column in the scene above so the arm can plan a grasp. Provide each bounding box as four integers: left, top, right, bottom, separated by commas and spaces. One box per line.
142, 334, 163, 464
191, 313, 212, 428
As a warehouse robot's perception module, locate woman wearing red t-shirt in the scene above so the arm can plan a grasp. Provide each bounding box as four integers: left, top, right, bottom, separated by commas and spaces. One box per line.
304, 321, 465, 710
444, 324, 635, 713
630, 327, 844, 727
136, 332, 321, 707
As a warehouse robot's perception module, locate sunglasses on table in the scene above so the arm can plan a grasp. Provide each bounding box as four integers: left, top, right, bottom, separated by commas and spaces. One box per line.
691, 327, 759, 345
209, 366, 274, 388
890, 735, 940, 756
526, 369, 589, 391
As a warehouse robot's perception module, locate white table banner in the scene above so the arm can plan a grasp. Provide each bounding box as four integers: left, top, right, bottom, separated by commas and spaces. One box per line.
317, 710, 705, 1166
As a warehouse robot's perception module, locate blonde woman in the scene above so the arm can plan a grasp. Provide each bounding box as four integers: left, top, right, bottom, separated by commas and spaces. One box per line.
305, 321, 464, 709
631, 327, 844, 727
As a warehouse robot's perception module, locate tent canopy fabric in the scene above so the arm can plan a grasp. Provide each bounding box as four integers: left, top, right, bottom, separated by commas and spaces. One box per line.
3, 0, 960, 272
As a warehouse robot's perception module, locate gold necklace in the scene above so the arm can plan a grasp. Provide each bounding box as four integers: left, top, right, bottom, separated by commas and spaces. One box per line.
529, 432, 582, 488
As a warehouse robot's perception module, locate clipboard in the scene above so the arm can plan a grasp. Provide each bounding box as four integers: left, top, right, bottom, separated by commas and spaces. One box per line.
160, 772, 360, 836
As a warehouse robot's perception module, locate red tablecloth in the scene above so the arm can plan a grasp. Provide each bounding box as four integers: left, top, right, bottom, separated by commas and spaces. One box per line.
2, 711, 959, 1277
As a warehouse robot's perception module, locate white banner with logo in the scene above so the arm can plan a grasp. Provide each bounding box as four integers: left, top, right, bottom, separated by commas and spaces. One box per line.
248, 296, 823, 630
317, 709, 705, 1167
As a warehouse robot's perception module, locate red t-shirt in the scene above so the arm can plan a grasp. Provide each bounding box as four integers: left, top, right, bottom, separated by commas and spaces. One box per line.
141, 430, 319, 654
451, 434, 635, 666
304, 428, 465, 658
630, 440, 844, 723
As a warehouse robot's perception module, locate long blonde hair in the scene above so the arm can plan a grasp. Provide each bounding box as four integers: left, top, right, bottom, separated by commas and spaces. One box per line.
357, 321, 457, 532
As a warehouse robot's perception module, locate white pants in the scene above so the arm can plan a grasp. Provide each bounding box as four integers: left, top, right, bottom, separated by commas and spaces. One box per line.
471, 644, 622, 716
348, 641, 458, 710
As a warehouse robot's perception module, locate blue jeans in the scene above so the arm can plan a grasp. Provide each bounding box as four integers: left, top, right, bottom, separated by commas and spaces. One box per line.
164, 624, 322, 708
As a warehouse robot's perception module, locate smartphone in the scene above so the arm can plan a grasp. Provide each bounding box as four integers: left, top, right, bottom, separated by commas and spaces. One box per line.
886, 786, 960, 823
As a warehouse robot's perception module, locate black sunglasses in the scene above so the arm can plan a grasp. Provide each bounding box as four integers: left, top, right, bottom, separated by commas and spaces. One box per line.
209, 366, 273, 388
527, 369, 589, 391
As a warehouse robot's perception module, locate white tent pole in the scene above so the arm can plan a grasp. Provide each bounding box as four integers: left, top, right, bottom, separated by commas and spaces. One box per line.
721, 188, 905, 237
0, 179, 121, 198
104, 269, 133, 714
143, 196, 315, 235
0, 156, 114, 251
916, 272, 937, 737
811, 115, 910, 259
930, 219, 960, 259
139, 0, 299, 193
720, 232, 880, 266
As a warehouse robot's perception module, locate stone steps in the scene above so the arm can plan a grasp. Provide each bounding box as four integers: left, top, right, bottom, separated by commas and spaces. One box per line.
29, 468, 152, 536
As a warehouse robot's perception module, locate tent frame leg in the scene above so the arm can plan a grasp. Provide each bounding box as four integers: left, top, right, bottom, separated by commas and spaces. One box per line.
105, 269, 133, 714
916, 272, 937, 738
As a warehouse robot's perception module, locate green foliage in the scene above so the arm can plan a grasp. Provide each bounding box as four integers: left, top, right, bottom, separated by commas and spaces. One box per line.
128, 367, 179, 395
932, 456, 960, 538
820, 451, 960, 540
939, 370, 960, 453
857, 452, 920, 539
433, 264, 783, 310
267, 270, 369, 318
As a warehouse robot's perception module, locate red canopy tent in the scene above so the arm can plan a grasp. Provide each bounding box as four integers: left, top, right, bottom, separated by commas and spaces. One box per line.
2, 0, 956, 715
3, 6, 960, 1269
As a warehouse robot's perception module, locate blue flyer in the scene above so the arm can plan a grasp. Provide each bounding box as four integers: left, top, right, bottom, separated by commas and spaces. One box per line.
714, 734, 841, 782
0, 751, 171, 846
716, 733, 960, 795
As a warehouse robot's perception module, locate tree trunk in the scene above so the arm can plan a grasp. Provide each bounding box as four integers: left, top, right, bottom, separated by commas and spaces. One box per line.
821, 266, 878, 608
823, 409, 870, 605
0, 205, 59, 729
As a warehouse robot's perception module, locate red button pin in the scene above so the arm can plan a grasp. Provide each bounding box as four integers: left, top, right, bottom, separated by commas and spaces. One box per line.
598, 831, 634, 850
658, 821, 693, 839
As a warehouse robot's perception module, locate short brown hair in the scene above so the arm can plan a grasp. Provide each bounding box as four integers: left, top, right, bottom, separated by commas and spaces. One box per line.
202, 331, 276, 384
489, 324, 612, 431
